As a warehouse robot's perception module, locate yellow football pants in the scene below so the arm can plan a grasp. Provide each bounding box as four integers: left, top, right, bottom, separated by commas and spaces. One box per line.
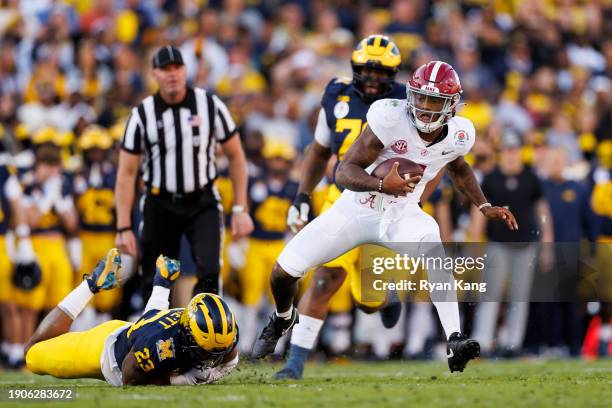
26, 319, 129, 379
240, 238, 286, 306
14, 235, 73, 310
79, 232, 121, 312
0, 235, 12, 302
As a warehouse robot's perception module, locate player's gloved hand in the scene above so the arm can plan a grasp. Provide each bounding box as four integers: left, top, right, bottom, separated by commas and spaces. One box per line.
287, 192, 311, 233
42, 175, 63, 204
15, 237, 36, 264
153, 254, 181, 288
14, 224, 35, 264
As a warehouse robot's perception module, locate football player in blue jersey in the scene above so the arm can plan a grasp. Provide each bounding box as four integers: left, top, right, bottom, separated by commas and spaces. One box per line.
24, 249, 239, 386
276, 35, 406, 379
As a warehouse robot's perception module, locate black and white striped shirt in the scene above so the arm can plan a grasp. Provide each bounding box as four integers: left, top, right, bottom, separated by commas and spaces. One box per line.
121, 87, 236, 194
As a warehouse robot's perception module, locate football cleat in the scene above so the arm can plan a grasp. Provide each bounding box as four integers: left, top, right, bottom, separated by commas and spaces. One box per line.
85, 248, 122, 293
447, 332, 480, 373
380, 286, 402, 329
252, 308, 299, 359
153, 254, 181, 288
274, 366, 302, 380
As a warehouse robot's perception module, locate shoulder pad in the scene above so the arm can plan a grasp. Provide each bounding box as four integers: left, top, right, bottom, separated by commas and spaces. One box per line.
369, 99, 405, 128
323, 78, 353, 99
334, 77, 352, 85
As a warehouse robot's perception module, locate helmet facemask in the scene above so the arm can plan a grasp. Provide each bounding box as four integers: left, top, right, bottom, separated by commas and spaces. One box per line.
177, 326, 229, 369
352, 63, 397, 103
406, 85, 460, 133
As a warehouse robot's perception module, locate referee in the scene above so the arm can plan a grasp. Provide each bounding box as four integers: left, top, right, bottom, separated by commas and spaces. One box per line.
114, 45, 253, 299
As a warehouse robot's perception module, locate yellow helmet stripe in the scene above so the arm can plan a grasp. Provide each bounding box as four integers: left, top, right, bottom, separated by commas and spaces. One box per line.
199, 302, 215, 338
210, 294, 229, 335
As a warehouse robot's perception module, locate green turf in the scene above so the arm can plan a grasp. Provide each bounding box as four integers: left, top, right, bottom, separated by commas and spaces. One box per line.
1, 359, 610, 407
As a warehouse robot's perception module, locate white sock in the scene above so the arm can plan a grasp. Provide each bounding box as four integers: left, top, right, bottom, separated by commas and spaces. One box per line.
276, 307, 293, 320
324, 313, 352, 353
432, 301, 461, 339
406, 303, 434, 356
1, 341, 9, 356
238, 306, 258, 354
144, 286, 170, 312
58, 281, 94, 320
8, 343, 24, 364
290, 315, 324, 350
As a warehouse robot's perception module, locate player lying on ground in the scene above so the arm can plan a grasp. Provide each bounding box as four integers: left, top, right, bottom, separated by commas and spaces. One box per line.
24, 249, 239, 385
253, 61, 518, 373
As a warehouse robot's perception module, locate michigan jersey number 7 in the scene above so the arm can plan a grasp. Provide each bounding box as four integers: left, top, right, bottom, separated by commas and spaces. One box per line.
337, 119, 368, 160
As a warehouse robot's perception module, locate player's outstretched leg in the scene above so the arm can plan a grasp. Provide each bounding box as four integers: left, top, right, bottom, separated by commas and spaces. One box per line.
275, 266, 346, 380
447, 332, 480, 372
25, 248, 122, 354
252, 263, 299, 359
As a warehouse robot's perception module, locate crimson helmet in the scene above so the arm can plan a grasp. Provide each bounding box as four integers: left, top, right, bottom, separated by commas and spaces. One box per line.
406, 61, 462, 133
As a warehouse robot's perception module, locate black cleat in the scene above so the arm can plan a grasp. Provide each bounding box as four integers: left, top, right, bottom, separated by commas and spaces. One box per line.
274, 366, 302, 380
447, 332, 480, 373
252, 308, 299, 359
380, 288, 402, 329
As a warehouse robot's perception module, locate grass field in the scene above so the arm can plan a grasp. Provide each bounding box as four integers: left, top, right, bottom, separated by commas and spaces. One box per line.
1, 359, 611, 407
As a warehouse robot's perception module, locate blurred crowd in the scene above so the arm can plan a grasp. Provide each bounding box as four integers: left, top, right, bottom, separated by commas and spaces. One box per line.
0, 0, 611, 369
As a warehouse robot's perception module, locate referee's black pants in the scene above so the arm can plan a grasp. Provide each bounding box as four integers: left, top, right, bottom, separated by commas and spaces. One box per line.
139, 185, 222, 302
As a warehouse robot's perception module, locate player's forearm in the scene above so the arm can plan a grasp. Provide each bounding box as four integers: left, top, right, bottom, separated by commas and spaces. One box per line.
336, 161, 380, 192
226, 146, 248, 208
447, 161, 487, 207
298, 143, 332, 194
114, 172, 136, 229
536, 200, 554, 243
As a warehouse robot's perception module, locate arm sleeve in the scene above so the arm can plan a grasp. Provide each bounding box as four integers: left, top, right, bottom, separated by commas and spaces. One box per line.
121, 108, 145, 154
212, 94, 237, 143
313, 108, 331, 148
144, 286, 170, 313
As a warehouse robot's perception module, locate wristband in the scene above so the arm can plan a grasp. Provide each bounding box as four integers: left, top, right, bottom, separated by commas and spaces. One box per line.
478, 202, 492, 211
378, 178, 384, 193
116, 226, 132, 233
232, 205, 245, 214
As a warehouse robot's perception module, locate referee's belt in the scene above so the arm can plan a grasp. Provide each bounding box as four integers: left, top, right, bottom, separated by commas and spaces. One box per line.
148, 185, 213, 202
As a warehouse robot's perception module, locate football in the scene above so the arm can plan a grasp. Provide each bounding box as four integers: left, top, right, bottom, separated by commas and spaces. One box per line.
371, 158, 425, 179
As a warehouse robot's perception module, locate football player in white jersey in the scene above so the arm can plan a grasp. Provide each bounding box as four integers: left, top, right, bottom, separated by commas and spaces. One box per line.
252, 61, 518, 372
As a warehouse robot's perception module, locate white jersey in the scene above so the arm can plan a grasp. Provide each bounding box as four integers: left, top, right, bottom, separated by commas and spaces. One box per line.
356, 98, 476, 204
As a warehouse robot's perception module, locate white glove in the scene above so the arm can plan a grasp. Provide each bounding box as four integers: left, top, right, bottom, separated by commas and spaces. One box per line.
37, 176, 62, 213
169, 354, 239, 385
287, 192, 311, 233
43, 176, 63, 203
227, 239, 247, 270
16, 238, 36, 263
67, 238, 83, 272
193, 354, 239, 384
